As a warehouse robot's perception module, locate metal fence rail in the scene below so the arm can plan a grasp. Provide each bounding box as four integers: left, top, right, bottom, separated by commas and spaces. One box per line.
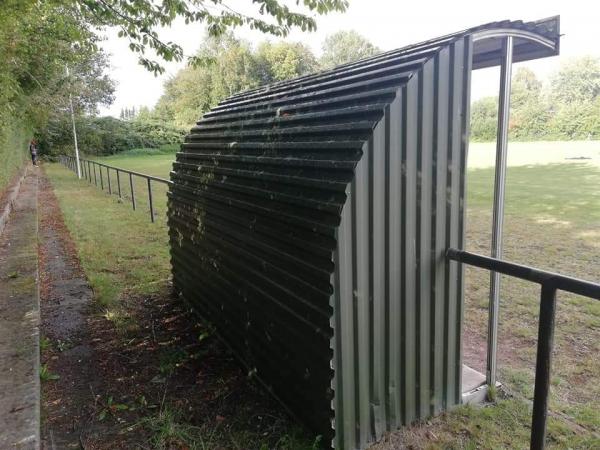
447, 248, 600, 450
59, 155, 172, 223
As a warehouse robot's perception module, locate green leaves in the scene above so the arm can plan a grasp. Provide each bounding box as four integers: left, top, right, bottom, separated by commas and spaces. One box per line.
0, 1, 115, 161
471, 57, 600, 141
98, 395, 129, 421
321, 30, 381, 69
74, 0, 347, 74
40, 364, 60, 382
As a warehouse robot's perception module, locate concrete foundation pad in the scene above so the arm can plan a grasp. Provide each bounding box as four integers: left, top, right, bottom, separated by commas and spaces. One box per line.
461, 364, 501, 405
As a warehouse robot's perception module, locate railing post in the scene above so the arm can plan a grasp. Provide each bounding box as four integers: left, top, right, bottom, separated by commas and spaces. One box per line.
487, 35, 513, 387
530, 283, 558, 450
116, 169, 122, 199
93, 162, 97, 186
129, 173, 136, 211
107, 167, 112, 194
147, 178, 154, 222
88, 160, 92, 183
100, 166, 104, 190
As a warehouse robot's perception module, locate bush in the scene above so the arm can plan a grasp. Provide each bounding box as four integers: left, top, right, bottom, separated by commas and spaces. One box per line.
39, 116, 186, 157
110, 144, 181, 157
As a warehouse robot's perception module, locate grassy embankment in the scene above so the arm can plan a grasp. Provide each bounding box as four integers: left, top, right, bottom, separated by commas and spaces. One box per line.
47, 141, 600, 448
0, 123, 30, 194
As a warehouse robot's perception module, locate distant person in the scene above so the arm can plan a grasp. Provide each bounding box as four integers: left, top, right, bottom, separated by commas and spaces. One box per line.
29, 139, 38, 166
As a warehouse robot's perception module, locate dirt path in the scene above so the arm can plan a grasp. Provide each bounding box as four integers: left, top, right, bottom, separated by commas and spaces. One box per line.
38, 172, 109, 448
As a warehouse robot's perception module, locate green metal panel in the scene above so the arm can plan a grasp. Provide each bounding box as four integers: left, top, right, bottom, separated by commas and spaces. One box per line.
331, 37, 473, 449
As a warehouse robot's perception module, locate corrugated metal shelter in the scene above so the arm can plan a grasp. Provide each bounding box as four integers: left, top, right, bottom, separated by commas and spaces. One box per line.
168, 18, 559, 449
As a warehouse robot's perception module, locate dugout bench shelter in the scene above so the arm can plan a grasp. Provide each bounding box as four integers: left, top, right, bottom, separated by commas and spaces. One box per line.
168, 17, 561, 449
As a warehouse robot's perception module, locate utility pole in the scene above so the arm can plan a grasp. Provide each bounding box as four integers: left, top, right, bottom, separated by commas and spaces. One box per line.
66, 66, 81, 179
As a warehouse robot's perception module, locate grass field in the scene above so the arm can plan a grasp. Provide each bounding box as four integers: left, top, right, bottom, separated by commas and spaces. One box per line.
48, 141, 600, 448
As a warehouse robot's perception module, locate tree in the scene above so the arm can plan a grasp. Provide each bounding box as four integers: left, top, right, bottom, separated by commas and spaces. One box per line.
511, 67, 542, 108
550, 56, 600, 105
74, 0, 348, 74
470, 96, 498, 142
508, 68, 547, 139
0, 2, 115, 158
320, 30, 380, 69
255, 41, 318, 83
470, 58, 600, 141
155, 34, 261, 128
155, 35, 320, 128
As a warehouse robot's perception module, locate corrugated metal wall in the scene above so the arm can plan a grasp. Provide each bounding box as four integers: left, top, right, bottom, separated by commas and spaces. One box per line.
331, 37, 473, 449
167, 43, 434, 441
168, 33, 473, 447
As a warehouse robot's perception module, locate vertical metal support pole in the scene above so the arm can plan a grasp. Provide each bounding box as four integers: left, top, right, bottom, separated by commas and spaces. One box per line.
147, 178, 154, 222
487, 36, 513, 387
117, 169, 121, 198
530, 283, 557, 450
93, 163, 97, 186
100, 166, 104, 190
107, 167, 112, 194
88, 161, 92, 183
129, 173, 136, 211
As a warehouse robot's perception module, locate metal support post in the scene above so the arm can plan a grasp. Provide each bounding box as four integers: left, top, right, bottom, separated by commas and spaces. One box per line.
530, 284, 557, 450
130, 173, 136, 210
147, 178, 154, 222
116, 169, 122, 198
487, 36, 513, 386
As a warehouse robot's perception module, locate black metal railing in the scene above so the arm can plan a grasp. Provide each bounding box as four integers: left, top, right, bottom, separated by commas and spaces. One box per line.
447, 248, 600, 450
59, 155, 172, 223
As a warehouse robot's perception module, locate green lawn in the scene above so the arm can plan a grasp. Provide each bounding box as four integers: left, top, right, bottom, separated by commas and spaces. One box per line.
48, 141, 600, 448
44, 163, 171, 330
77, 152, 173, 225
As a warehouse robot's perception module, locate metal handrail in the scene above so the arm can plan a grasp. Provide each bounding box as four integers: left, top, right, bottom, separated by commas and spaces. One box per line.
447, 248, 600, 450
59, 155, 171, 222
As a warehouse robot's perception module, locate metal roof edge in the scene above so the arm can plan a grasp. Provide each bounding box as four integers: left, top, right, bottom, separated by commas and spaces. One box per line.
213, 17, 560, 106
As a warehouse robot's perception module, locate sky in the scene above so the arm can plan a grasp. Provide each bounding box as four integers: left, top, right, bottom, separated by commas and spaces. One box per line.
98, 0, 600, 117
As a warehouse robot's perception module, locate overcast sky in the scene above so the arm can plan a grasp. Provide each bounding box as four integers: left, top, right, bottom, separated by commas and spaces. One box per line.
98, 0, 600, 117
